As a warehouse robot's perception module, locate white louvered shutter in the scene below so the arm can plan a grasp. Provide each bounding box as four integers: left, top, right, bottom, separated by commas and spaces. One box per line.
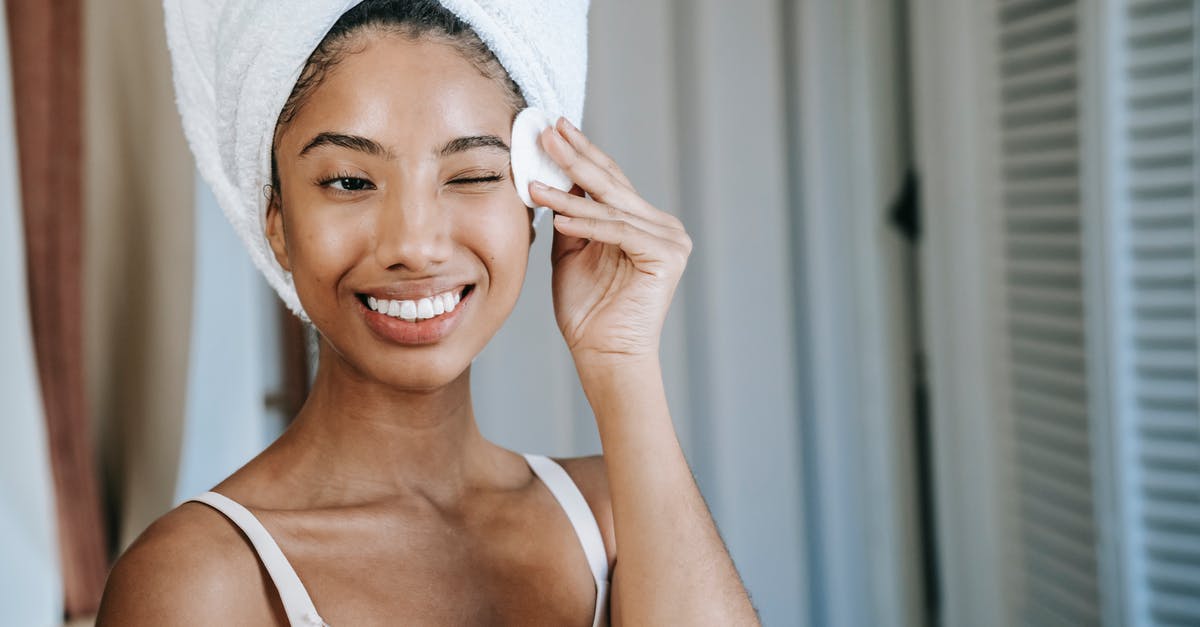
994, 1, 1105, 623
919, 0, 1200, 624
1121, 0, 1200, 623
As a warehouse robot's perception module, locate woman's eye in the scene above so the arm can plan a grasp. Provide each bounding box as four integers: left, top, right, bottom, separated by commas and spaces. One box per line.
326, 177, 373, 192
450, 174, 503, 185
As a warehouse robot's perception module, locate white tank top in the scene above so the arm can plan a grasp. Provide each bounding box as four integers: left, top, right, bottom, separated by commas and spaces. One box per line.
186, 453, 609, 626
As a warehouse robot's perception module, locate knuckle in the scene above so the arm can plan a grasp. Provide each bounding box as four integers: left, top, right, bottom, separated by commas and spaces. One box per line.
594, 170, 621, 196
558, 145, 583, 171
602, 158, 626, 180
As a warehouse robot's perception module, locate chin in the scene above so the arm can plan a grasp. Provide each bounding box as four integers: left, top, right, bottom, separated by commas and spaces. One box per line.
318, 335, 470, 390
369, 354, 471, 391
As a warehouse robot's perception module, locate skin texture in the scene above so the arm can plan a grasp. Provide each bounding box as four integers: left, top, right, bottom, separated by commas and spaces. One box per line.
97, 31, 758, 626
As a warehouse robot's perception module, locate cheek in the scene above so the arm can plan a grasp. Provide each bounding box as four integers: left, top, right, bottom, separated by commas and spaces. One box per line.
284, 203, 365, 305
458, 198, 531, 305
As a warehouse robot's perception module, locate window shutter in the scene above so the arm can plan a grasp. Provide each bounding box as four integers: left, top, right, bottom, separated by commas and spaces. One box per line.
994, 1, 1105, 622
1122, 0, 1200, 623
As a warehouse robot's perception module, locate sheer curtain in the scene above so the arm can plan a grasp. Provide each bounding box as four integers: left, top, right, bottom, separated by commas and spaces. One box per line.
82, 0, 194, 552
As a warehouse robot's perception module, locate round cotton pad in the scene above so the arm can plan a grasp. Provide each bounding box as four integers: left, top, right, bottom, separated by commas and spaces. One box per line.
511, 107, 574, 214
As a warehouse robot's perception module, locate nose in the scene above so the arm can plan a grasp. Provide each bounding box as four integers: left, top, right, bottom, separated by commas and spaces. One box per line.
372, 187, 453, 273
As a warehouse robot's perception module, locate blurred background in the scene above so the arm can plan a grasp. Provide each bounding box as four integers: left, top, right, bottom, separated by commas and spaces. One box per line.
2, 0, 1199, 625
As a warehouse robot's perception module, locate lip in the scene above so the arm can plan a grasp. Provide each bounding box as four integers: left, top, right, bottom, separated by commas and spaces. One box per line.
359, 285, 473, 346
358, 280, 472, 302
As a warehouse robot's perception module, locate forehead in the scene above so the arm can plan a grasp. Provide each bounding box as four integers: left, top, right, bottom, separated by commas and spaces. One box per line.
280, 33, 516, 152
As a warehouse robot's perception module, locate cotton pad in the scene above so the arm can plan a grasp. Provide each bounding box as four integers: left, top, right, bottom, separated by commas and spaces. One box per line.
511, 107, 574, 226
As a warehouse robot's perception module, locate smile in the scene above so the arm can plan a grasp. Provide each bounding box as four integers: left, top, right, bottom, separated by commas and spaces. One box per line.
365, 286, 463, 322
356, 285, 475, 346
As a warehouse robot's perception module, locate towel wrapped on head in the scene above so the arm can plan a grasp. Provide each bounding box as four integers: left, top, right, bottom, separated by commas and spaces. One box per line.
163, 0, 589, 320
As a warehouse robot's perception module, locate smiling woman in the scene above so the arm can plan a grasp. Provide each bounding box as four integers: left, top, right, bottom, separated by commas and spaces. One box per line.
96, 0, 758, 625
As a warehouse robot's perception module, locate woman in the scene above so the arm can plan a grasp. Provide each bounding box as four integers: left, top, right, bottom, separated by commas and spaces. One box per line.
98, 1, 757, 624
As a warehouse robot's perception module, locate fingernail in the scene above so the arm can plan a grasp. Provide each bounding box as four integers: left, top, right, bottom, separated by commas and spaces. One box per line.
531, 180, 549, 190
560, 116, 578, 133
554, 214, 571, 223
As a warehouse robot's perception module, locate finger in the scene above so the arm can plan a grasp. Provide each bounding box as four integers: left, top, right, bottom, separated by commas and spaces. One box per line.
540, 125, 649, 216
552, 215, 689, 276
540, 126, 686, 232
530, 180, 681, 241
550, 212, 588, 266
555, 117, 634, 188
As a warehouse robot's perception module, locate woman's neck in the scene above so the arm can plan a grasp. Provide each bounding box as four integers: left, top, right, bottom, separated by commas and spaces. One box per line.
240, 341, 520, 509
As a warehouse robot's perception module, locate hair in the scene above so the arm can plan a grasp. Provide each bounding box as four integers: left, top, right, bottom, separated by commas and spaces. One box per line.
267, 0, 527, 205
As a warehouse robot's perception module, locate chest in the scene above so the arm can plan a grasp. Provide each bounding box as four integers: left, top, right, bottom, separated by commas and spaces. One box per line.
258, 496, 601, 626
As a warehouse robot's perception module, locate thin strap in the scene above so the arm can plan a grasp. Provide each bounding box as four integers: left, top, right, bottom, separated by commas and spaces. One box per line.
523, 453, 610, 627
187, 491, 328, 627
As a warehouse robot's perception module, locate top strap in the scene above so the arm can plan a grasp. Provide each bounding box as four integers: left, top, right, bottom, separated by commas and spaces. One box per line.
187, 453, 610, 627
187, 491, 328, 627
522, 453, 610, 627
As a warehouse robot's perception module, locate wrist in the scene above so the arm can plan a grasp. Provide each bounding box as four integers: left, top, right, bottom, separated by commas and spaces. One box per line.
574, 351, 663, 402
572, 349, 660, 377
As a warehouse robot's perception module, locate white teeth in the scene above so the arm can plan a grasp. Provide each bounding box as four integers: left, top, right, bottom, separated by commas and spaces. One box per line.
399, 300, 417, 321
368, 287, 465, 321
417, 298, 434, 319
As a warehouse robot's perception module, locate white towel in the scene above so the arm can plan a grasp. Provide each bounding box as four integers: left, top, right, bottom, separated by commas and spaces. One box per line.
163, 0, 589, 319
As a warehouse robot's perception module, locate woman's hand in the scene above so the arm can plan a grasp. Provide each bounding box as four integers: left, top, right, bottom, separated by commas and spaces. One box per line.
527, 117, 692, 366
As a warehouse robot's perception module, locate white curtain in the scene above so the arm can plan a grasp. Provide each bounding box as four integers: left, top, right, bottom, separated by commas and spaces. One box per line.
475, 1, 810, 623
0, 4, 64, 624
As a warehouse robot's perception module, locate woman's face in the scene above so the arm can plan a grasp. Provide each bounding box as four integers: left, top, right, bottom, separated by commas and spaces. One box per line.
267, 32, 532, 390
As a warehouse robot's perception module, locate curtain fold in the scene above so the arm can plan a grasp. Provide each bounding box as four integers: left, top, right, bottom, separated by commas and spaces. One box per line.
82, 0, 194, 553
0, 3, 64, 624
6, 0, 108, 617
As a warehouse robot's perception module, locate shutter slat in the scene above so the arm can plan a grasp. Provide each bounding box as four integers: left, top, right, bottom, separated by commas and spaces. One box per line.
994, 1, 1103, 620
1088, 3, 1195, 616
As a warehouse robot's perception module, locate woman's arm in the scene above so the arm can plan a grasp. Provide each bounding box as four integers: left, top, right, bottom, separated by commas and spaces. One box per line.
529, 117, 759, 625
578, 355, 759, 625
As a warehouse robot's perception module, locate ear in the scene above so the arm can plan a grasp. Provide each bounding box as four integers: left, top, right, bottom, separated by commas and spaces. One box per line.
265, 186, 292, 272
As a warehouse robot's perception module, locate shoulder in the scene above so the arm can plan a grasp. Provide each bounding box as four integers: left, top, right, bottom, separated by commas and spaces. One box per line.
552, 454, 617, 571
96, 500, 281, 626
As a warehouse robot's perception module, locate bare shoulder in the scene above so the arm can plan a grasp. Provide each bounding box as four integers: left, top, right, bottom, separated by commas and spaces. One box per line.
96, 501, 281, 626
551, 454, 616, 569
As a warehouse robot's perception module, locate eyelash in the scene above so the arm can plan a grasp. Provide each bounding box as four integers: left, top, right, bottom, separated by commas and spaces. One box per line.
315, 172, 504, 195
451, 174, 504, 185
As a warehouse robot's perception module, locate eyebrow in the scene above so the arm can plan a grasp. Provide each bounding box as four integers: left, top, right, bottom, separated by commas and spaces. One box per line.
439, 135, 509, 156
298, 132, 509, 159
299, 132, 393, 159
